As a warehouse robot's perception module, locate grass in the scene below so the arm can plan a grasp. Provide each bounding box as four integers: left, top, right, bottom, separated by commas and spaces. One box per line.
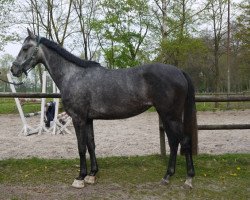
0, 154, 249, 199
0, 98, 56, 114
0, 98, 41, 114
196, 102, 250, 111
148, 102, 250, 112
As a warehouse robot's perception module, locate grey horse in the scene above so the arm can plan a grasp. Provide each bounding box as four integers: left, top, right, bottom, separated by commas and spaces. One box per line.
11, 29, 198, 188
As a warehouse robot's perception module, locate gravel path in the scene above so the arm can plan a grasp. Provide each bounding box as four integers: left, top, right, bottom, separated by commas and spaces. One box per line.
0, 110, 249, 159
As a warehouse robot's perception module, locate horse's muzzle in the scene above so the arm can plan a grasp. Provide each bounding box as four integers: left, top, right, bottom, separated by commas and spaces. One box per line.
10, 64, 22, 77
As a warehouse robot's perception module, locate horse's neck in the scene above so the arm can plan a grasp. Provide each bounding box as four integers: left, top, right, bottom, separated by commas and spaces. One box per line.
41, 47, 78, 90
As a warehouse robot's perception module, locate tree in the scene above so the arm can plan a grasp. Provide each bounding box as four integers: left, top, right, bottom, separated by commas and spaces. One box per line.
152, 0, 169, 40
92, 0, 150, 68
73, 0, 100, 60
23, 0, 74, 45
155, 0, 209, 73
232, 1, 250, 91
203, 0, 228, 93
0, 54, 14, 92
0, 0, 19, 51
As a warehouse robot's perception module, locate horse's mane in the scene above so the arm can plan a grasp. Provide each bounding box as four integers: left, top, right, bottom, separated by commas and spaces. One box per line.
40, 37, 102, 68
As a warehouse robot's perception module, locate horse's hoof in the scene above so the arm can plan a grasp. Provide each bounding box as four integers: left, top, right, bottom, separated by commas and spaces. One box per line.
160, 178, 169, 185
184, 177, 193, 189
72, 179, 85, 188
84, 175, 97, 184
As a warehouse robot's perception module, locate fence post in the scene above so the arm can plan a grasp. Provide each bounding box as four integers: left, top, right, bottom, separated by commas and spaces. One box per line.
52, 82, 60, 135
159, 115, 166, 156
38, 71, 47, 135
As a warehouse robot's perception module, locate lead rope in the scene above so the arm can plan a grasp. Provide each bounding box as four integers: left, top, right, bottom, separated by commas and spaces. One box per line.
0, 72, 25, 86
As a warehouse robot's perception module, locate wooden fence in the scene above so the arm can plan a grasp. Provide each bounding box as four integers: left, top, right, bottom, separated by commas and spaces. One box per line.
159, 94, 250, 156
1, 92, 250, 156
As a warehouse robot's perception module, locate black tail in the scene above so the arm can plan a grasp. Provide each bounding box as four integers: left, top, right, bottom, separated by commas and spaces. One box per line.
181, 71, 198, 155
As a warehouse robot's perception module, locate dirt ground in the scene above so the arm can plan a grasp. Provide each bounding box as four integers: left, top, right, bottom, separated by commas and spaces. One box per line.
0, 110, 250, 199
0, 110, 249, 160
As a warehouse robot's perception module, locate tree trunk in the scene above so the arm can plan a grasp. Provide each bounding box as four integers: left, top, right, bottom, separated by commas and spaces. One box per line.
162, 0, 168, 40
214, 37, 220, 107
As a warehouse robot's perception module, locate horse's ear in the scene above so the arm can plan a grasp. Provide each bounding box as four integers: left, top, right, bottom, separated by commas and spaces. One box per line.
27, 28, 35, 39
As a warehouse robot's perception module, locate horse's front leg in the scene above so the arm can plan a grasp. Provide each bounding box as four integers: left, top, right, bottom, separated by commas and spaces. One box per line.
72, 118, 88, 188
84, 119, 98, 184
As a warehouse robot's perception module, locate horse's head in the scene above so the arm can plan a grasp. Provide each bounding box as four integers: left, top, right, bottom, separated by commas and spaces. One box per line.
11, 28, 41, 77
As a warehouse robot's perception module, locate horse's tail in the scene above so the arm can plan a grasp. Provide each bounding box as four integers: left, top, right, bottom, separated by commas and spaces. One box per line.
181, 71, 198, 155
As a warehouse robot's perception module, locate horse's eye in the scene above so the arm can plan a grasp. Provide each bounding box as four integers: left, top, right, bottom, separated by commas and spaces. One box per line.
23, 46, 29, 51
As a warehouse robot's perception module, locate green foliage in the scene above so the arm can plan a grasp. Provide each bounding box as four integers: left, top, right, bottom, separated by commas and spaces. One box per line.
0, 54, 15, 91
0, 0, 18, 50
233, 2, 250, 91
158, 36, 208, 67
235, 2, 250, 47
0, 53, 14, 67
92, 0, 150, 68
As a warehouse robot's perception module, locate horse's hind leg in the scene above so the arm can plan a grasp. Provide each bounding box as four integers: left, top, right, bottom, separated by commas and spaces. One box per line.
181, 137, 195, 188
160, 116, 182, 185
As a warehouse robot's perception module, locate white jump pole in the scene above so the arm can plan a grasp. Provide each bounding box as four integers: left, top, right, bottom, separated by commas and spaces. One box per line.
7, 74, 29, 135
7, 73, 40, 135
7, 71, 71, 135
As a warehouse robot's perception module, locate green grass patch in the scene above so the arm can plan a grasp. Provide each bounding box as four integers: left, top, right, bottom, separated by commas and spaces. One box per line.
1, 98, 250, 114
0, 98, 56, 114
0, 154, 249, 199
148, 102, 250, 112
196, 102, 250, 111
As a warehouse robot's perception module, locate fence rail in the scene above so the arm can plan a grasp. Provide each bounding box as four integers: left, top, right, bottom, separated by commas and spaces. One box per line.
195, 95, 250, 102
1, 93, 250, 102
198, 124, 250, 130
0, 92, 61, 98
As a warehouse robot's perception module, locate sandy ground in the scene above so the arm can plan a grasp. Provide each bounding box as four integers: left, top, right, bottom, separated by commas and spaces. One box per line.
0, 110, 249, 160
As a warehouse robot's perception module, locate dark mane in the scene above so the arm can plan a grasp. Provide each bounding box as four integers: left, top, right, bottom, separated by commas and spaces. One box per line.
40, 37, 102, 68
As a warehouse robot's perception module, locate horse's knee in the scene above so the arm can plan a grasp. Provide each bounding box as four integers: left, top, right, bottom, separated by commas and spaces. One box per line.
180, 137, 192, 154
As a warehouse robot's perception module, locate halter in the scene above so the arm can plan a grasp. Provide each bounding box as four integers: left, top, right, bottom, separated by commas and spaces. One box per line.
12, 36, 41, 76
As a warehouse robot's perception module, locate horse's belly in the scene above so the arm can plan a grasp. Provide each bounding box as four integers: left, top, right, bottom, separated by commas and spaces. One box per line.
88, 102, 152, 120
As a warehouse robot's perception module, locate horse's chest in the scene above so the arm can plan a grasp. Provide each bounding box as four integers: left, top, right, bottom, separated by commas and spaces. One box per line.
61, 91, 89, 113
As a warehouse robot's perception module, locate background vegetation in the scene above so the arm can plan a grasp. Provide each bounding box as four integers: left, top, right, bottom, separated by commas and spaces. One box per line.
0, 0, 249, 94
